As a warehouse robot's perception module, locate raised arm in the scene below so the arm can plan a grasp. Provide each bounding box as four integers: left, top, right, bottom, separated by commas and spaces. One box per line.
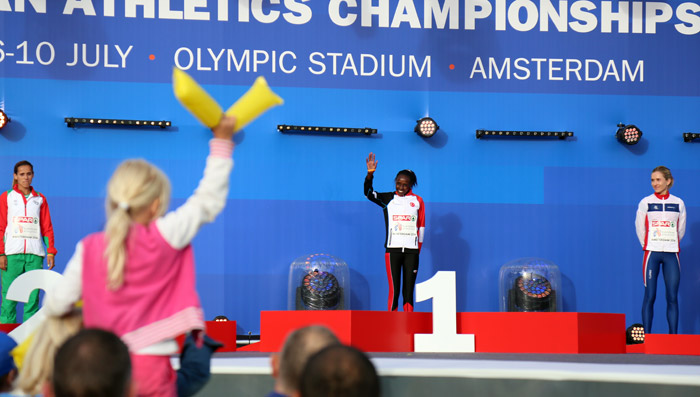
157, 115, 237, 249
364, 153, 395, 208
366, 152, 378, 174
364, 152, 381, 204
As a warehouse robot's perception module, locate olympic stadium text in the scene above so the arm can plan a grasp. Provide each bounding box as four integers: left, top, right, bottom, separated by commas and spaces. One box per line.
173, 47, 431, 78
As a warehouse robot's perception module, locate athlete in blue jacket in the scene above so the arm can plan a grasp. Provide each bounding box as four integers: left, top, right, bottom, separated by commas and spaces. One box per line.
635, 166, 686, 334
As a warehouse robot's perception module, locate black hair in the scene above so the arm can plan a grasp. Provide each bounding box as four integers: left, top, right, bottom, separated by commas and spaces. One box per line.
299, 344, 380, 397
52, 329, 131, 397
395, 169, 417, 189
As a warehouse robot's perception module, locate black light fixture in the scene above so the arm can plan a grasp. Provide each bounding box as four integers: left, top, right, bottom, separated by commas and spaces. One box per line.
65, 117, 172, 128
507, 273, 557, 312
476, 130, 573, 140
626, 323, 645, 344
0, 109, 10, 130
414, 117, 439, 138
615, 123, 642, 145
683, 132, 699, 143
299, 269, 341, 310
277, 124, 376, 135
213, 315, 229, 322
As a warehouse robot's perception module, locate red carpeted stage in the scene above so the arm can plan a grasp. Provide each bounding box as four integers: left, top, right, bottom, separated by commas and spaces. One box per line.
187, 311, 700, 396
6, 312, 700, 396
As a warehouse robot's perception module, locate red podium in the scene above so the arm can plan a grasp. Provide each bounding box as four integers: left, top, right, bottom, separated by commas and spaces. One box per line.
627, 333, 700, 355
260, 311, 431, 352
205, 320, 237, 352
259, 311, 626, 354
0, 324, 19, 334
456, 312, 625, 353
176, 320, 237, 352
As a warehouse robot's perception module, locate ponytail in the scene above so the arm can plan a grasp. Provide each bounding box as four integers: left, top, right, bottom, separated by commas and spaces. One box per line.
104, 208, 131, 289
104, 159, 170, 289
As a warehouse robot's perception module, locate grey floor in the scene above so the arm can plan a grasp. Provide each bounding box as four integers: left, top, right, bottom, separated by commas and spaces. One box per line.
189, 350, 700, 396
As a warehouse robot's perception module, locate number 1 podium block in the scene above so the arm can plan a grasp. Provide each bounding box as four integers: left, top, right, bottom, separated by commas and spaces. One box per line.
260, 272, 625, 354
259, 310, 625, 354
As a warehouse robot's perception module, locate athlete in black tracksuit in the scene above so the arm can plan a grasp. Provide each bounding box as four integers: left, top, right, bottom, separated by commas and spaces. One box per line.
364, 153, 425, 312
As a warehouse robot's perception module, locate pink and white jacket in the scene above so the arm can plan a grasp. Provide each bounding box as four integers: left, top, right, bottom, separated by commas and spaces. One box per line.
45, 139, 234, 354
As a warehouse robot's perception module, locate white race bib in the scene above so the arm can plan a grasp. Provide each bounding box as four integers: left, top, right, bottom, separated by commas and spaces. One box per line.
391, 214, 417, 237
649, 220, 678, 244
11, 216, 40, 240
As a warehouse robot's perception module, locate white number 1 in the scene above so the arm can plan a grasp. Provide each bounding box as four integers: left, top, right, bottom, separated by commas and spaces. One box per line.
414, 271, 475, 352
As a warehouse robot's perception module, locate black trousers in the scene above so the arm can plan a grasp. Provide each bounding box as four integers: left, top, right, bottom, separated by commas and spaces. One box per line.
385, 250, 419, 311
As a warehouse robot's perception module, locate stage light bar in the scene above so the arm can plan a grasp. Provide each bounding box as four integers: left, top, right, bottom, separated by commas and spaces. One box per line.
626, 323, 645, 344
277, 124, 377, 135
415, 117, 439, 138
0, 109, 10, 130
476, 130, 573, 140
65, 117, 172, 128
683, 133, 699, 143
615, 123, 642, 145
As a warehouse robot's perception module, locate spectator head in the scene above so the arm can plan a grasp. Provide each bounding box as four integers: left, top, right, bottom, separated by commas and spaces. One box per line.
299, 344, 380, 397
45, 328, 134, 397
272, 325, 340, 396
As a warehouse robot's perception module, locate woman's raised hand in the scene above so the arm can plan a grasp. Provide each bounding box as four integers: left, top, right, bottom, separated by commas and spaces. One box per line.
366, 152, 378, 173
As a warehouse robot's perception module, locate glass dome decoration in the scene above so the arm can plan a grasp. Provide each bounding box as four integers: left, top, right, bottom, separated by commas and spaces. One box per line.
288, 253, 350, 310
499, 257, 562, 312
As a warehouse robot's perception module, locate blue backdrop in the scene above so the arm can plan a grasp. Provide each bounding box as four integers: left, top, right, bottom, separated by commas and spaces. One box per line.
1, 1, 699, 334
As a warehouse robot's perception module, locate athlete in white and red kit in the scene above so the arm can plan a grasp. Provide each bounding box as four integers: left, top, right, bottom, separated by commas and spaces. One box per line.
635, 166, 686, 334
364, 153, 425, 312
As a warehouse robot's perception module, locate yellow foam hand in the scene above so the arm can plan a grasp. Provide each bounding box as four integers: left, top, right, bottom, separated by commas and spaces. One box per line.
225, 76, 284, 132
173, 70, 284, 131
172, 68, 223, 128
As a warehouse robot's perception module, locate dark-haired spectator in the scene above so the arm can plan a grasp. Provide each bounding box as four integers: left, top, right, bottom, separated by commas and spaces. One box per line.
268, 326, 340, 397
299, 344, 380, 397
44, 328, 134, 397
